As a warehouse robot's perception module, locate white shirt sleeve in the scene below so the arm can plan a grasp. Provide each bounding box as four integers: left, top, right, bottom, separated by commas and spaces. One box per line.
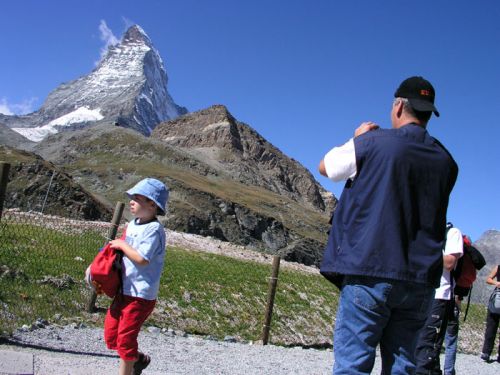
323, 138, 357, 182
444, 227, 464, 257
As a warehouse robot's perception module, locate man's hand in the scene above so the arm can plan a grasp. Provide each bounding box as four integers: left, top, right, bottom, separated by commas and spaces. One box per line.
355, 122, 379, 138
319, 159, 327, 177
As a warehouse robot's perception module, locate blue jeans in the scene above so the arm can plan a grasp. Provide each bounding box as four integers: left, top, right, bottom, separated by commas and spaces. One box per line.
443, 303, 460, 375
333, 275, 435, 375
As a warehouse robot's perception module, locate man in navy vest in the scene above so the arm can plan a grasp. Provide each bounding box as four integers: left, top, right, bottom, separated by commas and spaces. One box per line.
319, 76, 458, 374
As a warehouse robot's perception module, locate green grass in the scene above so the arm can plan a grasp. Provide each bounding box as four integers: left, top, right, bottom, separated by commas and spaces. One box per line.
0, 219, 337, 345
0, 219, 492, 352
153, 247, 338, 345
0, 220, 105, 332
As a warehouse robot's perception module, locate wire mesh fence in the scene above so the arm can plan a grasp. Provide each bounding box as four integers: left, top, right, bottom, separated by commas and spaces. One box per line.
0, 208, 123, 334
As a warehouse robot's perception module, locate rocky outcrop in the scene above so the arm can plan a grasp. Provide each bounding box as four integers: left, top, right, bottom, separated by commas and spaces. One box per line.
28, 124, 331, 266
0, 123, 33, 149
153, 105, 335, 213
0, 146, 112, 220
163, 179, 326, 266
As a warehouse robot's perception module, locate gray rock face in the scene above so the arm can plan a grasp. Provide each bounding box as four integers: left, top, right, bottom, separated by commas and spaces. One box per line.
0, 123, 33, 149
152, 105, 336, 213
1, 25, 186, 141
0, 145, 112, 221
471, 230, 500, 304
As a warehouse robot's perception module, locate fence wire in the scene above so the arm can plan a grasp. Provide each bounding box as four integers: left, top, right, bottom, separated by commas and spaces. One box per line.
0, 209, 123, 334
0, 206, 337, 346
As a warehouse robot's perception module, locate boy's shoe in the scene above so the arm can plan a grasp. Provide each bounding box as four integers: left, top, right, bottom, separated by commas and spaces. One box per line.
480, 353, 490, 362
134, 352, 151, 375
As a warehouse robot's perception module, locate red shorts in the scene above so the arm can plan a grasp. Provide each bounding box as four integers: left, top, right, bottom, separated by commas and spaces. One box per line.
104, 294, 156, 361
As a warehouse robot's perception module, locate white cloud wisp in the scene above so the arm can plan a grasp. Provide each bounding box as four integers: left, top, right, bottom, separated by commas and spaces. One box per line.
97, 20, 119, 64
0, 97, 37, 115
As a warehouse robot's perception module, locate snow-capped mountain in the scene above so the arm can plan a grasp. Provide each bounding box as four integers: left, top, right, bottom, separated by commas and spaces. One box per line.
1, 25, 186, 141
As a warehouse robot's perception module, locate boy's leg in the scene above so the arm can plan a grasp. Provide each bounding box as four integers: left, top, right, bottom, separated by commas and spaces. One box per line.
116, 296, 156, 362
119, 359, 135, 375
104, 297, 123, 350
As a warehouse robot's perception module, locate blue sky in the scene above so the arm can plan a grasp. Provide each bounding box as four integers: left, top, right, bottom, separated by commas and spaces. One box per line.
1, 1, 499, 241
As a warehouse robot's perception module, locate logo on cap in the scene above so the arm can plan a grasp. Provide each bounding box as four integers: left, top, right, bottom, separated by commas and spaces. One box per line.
420, 89, 431, 97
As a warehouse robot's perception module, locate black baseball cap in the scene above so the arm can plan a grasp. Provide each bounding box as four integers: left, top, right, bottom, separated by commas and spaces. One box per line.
394, 76, 440, 117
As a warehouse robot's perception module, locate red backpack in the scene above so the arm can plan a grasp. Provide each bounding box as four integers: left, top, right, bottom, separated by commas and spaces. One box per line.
88, 229, 127, 298
453, 235, 486, 296
452, 234, 486, 321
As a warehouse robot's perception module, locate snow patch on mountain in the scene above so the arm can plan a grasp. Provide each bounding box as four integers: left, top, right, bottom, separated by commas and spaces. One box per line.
48, 107, 104, 126
12, 107, 103, 142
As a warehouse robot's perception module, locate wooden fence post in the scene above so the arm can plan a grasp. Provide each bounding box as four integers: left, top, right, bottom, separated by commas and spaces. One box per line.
86, 201, 125, 312
0, 162, 11, 222
262, 255, 281, 345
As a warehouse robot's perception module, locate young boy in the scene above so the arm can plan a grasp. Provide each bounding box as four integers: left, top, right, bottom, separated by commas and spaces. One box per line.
105, 178, 168, 375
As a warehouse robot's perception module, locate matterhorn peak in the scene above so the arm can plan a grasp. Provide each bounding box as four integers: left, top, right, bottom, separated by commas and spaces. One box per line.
122, 25, 153, 47
5, 24, 187, 141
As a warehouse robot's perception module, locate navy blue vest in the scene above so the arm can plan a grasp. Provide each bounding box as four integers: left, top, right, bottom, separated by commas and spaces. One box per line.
320, 124, 458, 289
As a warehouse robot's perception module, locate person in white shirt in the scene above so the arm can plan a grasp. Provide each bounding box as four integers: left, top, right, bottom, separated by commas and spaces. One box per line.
415, 223, 463, 374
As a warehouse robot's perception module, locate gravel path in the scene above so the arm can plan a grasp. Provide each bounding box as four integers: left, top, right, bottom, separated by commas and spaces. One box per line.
1, 326, 499, 374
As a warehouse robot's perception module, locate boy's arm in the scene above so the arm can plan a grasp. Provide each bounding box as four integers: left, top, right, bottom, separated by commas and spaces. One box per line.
109, 239, 150, 266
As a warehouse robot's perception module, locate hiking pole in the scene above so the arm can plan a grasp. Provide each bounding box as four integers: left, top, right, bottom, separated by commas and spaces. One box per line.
463, 285, 472, 322
86, 202, 125, 312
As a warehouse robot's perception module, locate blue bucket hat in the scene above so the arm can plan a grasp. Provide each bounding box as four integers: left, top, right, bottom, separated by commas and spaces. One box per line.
126, 178, 169, 215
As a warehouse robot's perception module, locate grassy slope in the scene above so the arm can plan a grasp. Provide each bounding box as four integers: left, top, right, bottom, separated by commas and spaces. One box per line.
0, 220, 490, 352
0, 220, 336, 346
56, 129, 330, 241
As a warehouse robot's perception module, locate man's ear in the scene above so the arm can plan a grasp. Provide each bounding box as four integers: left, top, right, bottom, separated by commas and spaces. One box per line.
396, 101, 404, 118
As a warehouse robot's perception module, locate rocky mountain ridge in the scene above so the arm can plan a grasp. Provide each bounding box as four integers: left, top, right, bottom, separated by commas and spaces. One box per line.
26, 122, 332, 265
152, 105, 335, 212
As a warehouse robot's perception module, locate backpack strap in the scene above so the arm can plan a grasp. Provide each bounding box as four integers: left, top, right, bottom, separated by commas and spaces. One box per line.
114, 226, 127, 298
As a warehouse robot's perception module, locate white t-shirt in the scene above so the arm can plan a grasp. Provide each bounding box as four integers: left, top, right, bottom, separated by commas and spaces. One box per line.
434, 227, 463, 300
323, 138, 357, 182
